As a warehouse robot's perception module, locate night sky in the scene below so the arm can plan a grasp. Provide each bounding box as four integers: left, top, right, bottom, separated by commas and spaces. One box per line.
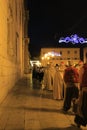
25, 0, 87, 58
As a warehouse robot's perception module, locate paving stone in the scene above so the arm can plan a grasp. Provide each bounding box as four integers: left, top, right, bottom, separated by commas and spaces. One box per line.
0, 78, 86, 130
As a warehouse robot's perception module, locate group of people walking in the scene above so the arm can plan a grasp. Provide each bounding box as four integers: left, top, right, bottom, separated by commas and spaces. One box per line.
32, 59, 87, 128
45, 60, 87, 128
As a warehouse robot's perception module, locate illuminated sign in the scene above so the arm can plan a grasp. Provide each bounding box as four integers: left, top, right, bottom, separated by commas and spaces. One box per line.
59, 34, 87, 44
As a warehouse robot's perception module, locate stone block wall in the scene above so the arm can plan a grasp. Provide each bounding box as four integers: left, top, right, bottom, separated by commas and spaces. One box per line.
0, 0, 24, 103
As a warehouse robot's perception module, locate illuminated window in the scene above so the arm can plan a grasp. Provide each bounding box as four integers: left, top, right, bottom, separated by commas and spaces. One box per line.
74, 50, 77, 54
60, 51, 62, 55
67, 51, 70, 54
67, 58, 70, 60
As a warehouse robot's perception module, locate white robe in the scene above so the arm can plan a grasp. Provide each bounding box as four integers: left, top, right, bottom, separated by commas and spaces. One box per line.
46, 66, 55, 90
53, 67, 63, 100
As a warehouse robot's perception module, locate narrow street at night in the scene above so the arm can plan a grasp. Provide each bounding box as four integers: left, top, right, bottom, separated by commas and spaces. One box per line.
1, 1, 87, 130
0, 77, 86, 130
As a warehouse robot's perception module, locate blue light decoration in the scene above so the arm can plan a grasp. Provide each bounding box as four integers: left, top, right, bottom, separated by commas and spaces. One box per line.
59, 34, 87, 44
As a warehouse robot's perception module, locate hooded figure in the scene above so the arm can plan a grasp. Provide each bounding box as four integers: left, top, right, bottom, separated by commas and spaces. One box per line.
53, 64, 63, 100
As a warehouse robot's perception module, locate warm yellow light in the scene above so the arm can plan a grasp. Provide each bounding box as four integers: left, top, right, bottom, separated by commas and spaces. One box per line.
36, 62, 41, 66
42, 57, 44, 60
51, 53, 54, 57
44, 54, 48, 58
47, 57, 50, 60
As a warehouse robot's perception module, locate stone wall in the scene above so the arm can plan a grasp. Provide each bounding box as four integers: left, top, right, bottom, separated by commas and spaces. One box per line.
0, 0, 24, 103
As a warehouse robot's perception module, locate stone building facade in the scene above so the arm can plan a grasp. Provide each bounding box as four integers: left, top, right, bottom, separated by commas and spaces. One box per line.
83, 47, 87, 63
0, 0, 30, 103
40, 48, 80, 66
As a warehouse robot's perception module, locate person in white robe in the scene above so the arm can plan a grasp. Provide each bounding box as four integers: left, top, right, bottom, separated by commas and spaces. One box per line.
53, 64, 63, 100
43, 63, 55, 91
46, 64, 55, 90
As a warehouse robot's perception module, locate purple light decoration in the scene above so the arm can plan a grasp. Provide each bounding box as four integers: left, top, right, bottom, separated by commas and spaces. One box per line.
59, 34, 87, 44
50, 51, 61, 56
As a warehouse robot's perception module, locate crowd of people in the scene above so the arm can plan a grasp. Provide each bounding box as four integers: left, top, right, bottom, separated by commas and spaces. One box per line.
32, 59, 87, 128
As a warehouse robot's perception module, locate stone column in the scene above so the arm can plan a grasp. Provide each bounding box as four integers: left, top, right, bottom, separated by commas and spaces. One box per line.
24, 38, 30, 74
23, 9, 32, 86
24, 10, 30, 74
